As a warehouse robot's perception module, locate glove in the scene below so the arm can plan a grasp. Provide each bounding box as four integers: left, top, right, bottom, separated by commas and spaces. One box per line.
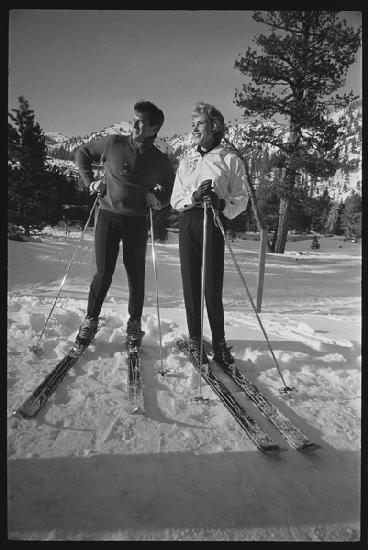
204, 191, 226, 211
146, 191, 162, 211
89, 178, 107, 197
192, 179, 213, 203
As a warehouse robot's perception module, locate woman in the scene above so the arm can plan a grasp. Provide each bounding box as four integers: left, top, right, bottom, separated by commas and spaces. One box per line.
171, 102, 249, 365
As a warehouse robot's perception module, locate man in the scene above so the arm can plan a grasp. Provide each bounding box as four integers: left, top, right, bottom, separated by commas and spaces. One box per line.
75, 100, 175, 346
171, 102, 249, 366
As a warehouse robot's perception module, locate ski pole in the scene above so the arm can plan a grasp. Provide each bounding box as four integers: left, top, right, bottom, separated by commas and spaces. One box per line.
30, 194, 100, 354
193, 200, 210, 403
149, 207, 167, 375
210, 206, 295, 396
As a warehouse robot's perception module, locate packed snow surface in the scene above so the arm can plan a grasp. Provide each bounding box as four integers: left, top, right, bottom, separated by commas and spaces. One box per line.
7, 226, 361, 541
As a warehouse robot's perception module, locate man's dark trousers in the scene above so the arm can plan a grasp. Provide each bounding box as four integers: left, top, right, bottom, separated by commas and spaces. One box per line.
87, 208, 148, 321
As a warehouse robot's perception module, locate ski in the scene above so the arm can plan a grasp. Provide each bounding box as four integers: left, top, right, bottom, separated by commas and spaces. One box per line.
203, 341, 320, 452
11, 341, 90, 420
126, 340, 145, 415
176, 339, 281, 452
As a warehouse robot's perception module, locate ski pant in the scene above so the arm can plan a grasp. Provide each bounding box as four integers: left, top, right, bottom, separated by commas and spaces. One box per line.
179, 208, 225, 344
87, 208, 148, 321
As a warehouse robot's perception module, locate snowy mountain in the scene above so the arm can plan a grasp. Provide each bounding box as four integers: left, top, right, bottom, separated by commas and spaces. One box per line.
44, 131, 70, 146
45, 120, 173, 157
45, 100, 362, 202
321, 99, 362, 200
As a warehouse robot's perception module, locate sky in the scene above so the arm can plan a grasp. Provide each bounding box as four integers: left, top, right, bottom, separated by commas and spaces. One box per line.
8, 9, 363, 139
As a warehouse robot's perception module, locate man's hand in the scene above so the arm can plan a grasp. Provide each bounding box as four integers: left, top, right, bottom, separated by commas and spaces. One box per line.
146, 191, 162, 211
192, 179, 213, 203
89, 178, 107, 197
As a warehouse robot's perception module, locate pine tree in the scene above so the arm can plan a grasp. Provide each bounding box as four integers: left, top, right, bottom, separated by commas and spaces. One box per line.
340, 191, 362, 239
8, 96, 60, 233
151, 206, 170, 242
255, 175, 279, 234
335, 202, 346, 236
234, 11, 361, 253
325, 200, 340, 234
314, 188, 332, 233
223, 128, 266, 246
227, 209, 249, 234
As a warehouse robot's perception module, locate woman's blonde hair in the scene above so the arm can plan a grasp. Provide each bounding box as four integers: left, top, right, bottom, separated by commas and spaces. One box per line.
192, 102, 225, 146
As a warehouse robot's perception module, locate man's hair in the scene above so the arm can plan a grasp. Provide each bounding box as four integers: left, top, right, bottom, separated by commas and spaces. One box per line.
192, 101, 225, 145
134, 100, 164, 133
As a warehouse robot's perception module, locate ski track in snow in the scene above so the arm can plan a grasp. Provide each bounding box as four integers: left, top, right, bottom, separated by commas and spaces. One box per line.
7, 227, 361, 541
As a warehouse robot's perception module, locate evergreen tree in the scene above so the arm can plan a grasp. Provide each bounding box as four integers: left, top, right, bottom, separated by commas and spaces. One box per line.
227, 209, 249, 234
335, 202, 346, 236
151, 206, 171, 242
313, 188, 332, 233
288, 185, 313, 233
223, 128, 267, 246
8, 96, 60, 233
233, 11, 361, 253
255, 175, 279, 233
325, 200, 340, 234
340, 191, 362, 239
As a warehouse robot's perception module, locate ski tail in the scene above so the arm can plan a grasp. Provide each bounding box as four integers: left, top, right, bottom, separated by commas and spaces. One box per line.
11, 342, 88, 420
203, 341, 321, 452
127, 342, 145, 415
177, 339, 281, 453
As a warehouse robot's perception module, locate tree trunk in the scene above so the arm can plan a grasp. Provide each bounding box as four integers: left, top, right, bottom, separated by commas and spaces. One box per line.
270, 215, 279, 252
274, 123, 299, 254
243, 166, 269, 247
275, 197, 290, 253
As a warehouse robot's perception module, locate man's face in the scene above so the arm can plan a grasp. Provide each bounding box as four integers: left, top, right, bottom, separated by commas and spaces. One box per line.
191, 113, 215, 150
132, 111, 158, 142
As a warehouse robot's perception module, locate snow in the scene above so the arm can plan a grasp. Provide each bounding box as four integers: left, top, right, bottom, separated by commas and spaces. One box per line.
7, 226, 361, 541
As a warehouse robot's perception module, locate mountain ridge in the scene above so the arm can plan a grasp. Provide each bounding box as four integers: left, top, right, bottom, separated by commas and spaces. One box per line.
45, 99, 362, 202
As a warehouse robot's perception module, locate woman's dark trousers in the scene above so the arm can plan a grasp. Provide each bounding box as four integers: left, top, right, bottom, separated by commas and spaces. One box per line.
179, 208, 225, 344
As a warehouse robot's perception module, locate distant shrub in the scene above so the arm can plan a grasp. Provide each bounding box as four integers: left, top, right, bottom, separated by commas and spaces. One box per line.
8, 223, 24, 241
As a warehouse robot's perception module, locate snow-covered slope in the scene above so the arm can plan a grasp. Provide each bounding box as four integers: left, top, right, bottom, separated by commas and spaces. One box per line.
7, 227, 361, 541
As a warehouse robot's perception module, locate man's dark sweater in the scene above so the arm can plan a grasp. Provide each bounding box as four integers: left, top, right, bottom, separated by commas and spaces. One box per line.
76, 134, 175, 216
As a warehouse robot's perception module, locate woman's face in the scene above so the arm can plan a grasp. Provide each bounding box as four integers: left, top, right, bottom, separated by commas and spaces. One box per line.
191, 113, 215, 150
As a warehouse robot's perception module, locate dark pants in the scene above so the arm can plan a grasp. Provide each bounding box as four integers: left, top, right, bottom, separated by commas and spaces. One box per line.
179, 208, 225, 344
87, 208, 148, 321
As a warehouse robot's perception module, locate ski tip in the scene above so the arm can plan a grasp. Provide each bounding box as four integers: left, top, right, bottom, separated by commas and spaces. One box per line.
259, 443, 285, 453
297, 442, 323, 453
10, 409, 31, 420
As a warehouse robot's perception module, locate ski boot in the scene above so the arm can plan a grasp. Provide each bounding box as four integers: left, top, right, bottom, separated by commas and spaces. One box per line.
212, 340, 235, 367
126, 319, 145, 348
189, 337, 209, 371
75, 316, 99, 346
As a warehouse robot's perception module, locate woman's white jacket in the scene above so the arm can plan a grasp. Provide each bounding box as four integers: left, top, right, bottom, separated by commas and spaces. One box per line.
170, 145, 249, 220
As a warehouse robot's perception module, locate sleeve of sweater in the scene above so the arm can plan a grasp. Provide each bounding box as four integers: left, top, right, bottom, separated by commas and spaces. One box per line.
75, 135, 112, 189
